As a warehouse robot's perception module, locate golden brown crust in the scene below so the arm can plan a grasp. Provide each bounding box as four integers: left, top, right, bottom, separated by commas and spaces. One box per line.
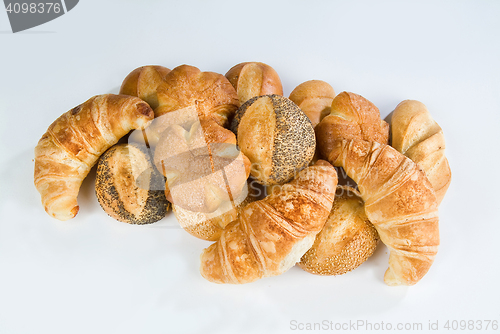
155, 64, 239, 127
95, 144, 170, 224
289, 80, 336, 128
119, 65, 171, 110
298, 186, 379, 275
316, 92, 389, 162
200, 161, 338, 284
225, 62, 283, 104
34, 95, 154, 221
391, 100, 451, 204
325, 139, 439, 286
154, 118, 251, 213
232, 95, 316, 185
173, 179, 262, 241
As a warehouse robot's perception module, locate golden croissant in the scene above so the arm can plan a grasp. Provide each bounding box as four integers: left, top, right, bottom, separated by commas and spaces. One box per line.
34, 94, 154, 221
390, 100, 451, 204
200, 160, 338, 284
324, 139, 439, 286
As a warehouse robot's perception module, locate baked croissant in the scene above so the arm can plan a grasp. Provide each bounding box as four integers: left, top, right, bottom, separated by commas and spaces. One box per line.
200, 160, 338, 284
34, 94, 154, 221
390, 100, 451, 204
324, 139, 439, 286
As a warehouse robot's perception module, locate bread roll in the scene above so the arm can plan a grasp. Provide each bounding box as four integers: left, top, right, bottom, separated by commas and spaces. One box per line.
173, 179, 263, 241
34, 94, 154, 221
231, 94, 315, 185
200, 161, 337, 284
96, 144, 170, 224
154, 118, 251, 213
316, 91, 389, 162
119, 65, 171, 110
289, 80, 336, 128
298, 186, 379, 275
225, 62, 283, 104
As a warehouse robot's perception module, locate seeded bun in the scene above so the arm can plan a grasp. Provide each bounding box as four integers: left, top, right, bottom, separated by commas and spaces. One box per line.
231, 94, 316, 185
96, 144, 170, 224
298, 186, 379, 275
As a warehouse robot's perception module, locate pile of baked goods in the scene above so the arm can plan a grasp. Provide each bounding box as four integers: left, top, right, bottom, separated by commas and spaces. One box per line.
34, 62, 451, 286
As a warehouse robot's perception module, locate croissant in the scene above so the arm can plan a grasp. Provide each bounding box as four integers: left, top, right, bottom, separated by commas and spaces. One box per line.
200, 160, 338, 284
324, 139, 439, 286
34, 94, 154, 221
390, 100, 451, 204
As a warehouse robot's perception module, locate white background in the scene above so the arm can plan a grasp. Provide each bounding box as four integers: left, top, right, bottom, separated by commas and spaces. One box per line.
1, 1, 499, 333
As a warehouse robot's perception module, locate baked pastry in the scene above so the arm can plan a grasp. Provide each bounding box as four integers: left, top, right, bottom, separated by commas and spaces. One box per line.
289, 80, 336, 128
119, 65, 171, 109
154, 118, 251, 213
323, 139, 439, 286
298, 186, 379, 275
34, 95, 154, 221
231, 94, 316, 185
200, 160, 338, 284
390, 100, 451, 204
316, 91, 389, 162
95, 143, 170, 224
173, 179, 262, 241
156, 64, 239, 125
225, 62, 283, 104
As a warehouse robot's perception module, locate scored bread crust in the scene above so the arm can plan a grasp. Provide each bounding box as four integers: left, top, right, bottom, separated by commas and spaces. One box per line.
225, 62, 283, 104
155, 64, 239, 127
231, 94, 316, 185
316, 91, 389, 162
95, 143, 170, 224
324, 139, 439, 286
299, 186, 379, 276
200, 160, 337, 284
34, 94, 154, 221
289, 80, 336, 128
390, 100, 451, 204
119, 65, 171, 110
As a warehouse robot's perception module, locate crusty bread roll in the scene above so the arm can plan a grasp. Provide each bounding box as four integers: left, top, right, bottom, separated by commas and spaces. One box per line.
390, 100, 451, 204
225, 62, 283, 104
316, 91, 389, 162
323, 139, 439, 286
289, 80, 336, 128
154, 118, 251, 213
34, 95, 154, 221
119, 65, 171, 110
173, 179, 262, 241
96, 144, 170, 224
231, 94, 316, 185
298, 186, 379, 275
200, 160, 337, 284
156, 64, 239, 126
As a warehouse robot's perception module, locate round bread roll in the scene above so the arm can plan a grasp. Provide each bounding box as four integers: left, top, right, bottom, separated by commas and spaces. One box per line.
298, 186, 379, 275
225, 62, 283, 104
96, 144, 170, 224
119, 65, 171, 110
173, 178, 263, 241
289, 80, 336, 128
154, 118, 251, 213
231, 94, 316, 185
